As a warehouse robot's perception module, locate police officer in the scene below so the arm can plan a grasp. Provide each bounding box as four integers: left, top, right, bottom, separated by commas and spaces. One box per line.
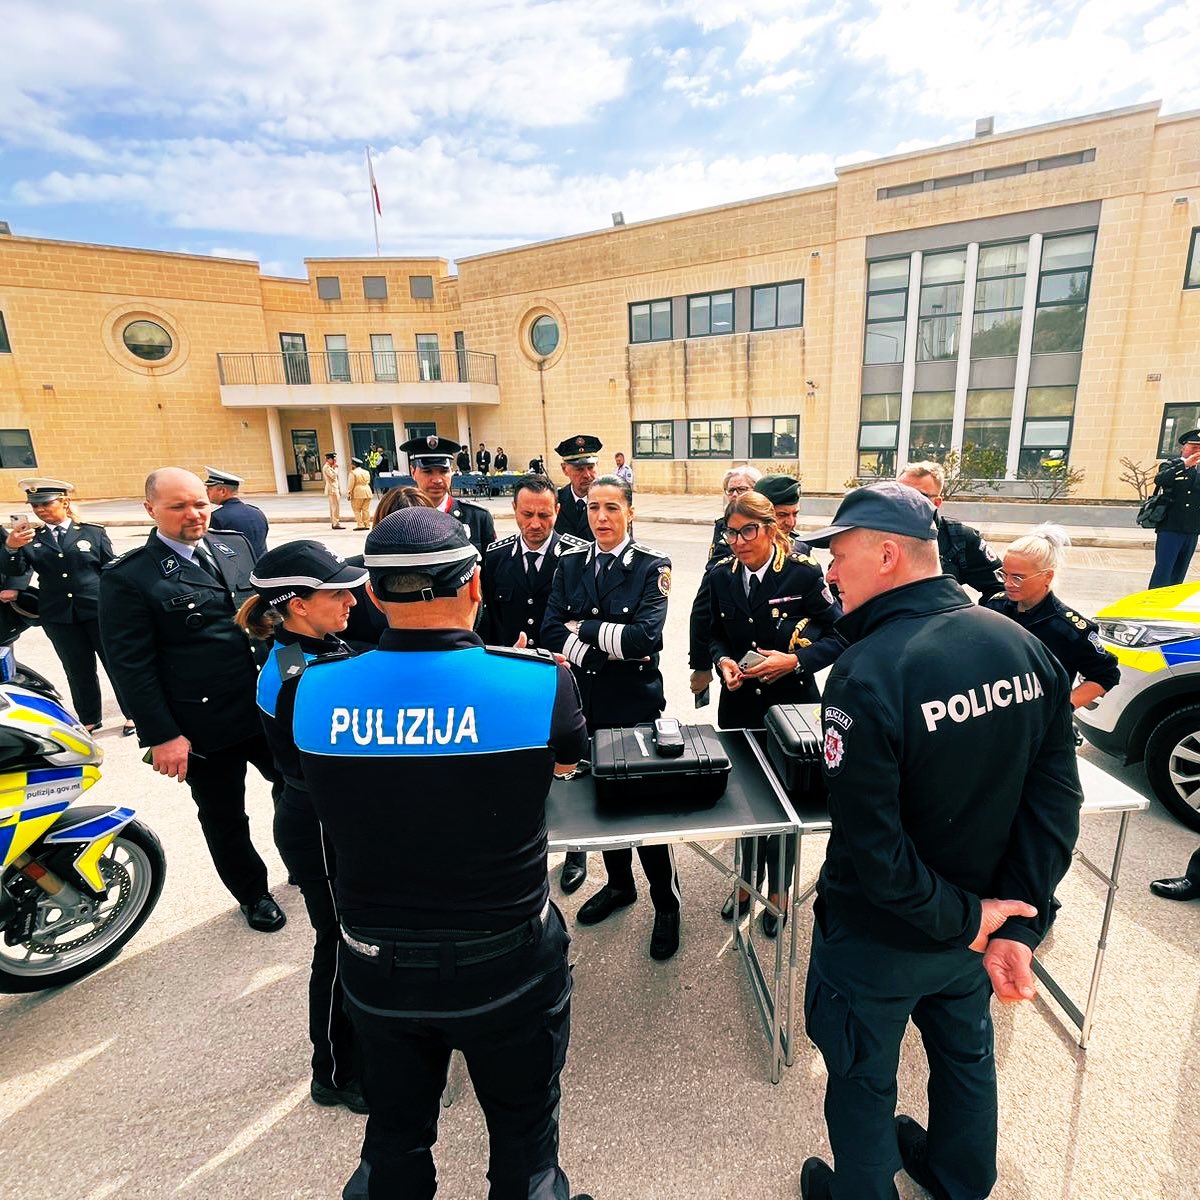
98, 467, 286, 933
481, 474, 589, 894
476, 441, 492, 475
289, 507, 591, 1200
204, 466, 270, 560
796, 483, 1082, 1200
1, 477, 135, 734
1149, 428, 1200, 588
323, 452, 344, 530
553, 434, 601, 542
400, 434, 496, 553
985, 524, 1120, 710
898, 460, 1005, 600
541, 474, 683, 960
236, 541, 370, 1114
754, 474, 809, 551
347, 457, 374, 530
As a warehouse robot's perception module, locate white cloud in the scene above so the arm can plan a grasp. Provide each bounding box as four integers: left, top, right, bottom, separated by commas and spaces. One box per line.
741, 69, 812, 98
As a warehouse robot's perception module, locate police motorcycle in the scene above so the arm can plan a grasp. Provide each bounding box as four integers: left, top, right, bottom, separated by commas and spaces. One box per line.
0, 641, 165, 992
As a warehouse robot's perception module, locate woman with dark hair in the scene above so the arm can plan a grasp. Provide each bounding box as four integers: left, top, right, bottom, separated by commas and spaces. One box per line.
541, 474, 683, 960
698, 489, 843, 935
235, 540, 371, 1115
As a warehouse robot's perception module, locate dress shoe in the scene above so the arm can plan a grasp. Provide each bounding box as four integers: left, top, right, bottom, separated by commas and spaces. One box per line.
311, 1079, 369, 1114
122, 721, 137, 737
575, 884, 637, 925
720, 891, 751, 921
896, 1115, 950, 1200
649, 910, 680, 960
560, 852, 588, 895
240, 893, 287, 932
761, 907, 788, 939
84, 722, 103, 733
331, 524, 345, 530
1149, 875, 1200, 901
799, 1157, 834, 1200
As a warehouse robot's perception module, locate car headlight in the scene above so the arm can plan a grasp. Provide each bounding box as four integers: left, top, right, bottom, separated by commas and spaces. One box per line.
1095, 619, 1196, 648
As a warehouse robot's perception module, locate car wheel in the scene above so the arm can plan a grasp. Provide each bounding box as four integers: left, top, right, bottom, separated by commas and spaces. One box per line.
1144, 704, 1200, 833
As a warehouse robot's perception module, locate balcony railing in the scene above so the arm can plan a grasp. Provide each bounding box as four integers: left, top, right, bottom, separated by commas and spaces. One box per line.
217, 349, 498, 387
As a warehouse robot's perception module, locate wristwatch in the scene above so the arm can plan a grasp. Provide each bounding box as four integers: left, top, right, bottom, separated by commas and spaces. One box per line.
792, 654, 805, 675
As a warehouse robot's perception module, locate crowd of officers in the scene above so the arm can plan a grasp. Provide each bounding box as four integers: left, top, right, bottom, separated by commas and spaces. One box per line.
0, 434, 1129, 1199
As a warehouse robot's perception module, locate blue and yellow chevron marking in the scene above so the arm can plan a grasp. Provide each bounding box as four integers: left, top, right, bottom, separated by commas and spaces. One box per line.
1108, 645, 1168, 674
45, 804, 133, 845
72, 834, 116, 892
1161, 636, 1200, 668
5, 706, 93, 756
0, 765, 102, 867
8, 691, 78, 725
0, 799, 72, 867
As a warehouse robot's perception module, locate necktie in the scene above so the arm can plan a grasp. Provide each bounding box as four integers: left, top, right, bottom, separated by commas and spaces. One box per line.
194, 544, 222, 582
50, 526, 62, 547
747, 573, 761, 607
595, 552, 612, 578
525, 551, 540, 577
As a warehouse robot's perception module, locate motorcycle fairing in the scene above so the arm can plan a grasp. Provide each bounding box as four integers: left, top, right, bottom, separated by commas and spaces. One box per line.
0, 765, 102, 868
45, 805, 137, 893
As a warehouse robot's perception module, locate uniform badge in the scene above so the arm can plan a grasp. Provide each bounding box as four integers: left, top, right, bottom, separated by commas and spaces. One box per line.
215, 542, 236, 556
623, 549, 634, 567
427, 435, 439, 449
821, 585, 835, 605
160, 555, 181, 576
76, 539, 91, 552
576, 436, 586, 449
657, 566, 671, 596
823, 726, 845, 773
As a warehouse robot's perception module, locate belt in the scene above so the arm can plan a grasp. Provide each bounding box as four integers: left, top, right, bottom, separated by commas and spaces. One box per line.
341, 899, 551, 969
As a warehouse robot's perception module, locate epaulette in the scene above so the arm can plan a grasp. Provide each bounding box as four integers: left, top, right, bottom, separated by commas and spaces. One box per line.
486, 533, 517, 553
484, 644, 558, 664
558, 533, 589, 549
1059, 608, 1091, 633
210, 529, 250, 547
787, 550, 820, 567
560, 541, 590, 556
714, 554, 736, 569
630, 541, 666, 558
102, 544, 147, 570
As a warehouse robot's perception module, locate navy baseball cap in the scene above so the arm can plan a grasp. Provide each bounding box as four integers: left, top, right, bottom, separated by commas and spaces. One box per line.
364, 507, 480, 603
806, 482, 938, 547
250, 540, 367, 609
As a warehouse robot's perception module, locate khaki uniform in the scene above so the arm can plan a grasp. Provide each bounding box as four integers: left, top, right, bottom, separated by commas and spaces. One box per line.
349, 466, 373, 529
322, 461, 342, 527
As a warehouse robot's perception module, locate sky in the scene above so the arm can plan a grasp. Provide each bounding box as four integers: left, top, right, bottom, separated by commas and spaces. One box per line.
1, 0, 1197, 277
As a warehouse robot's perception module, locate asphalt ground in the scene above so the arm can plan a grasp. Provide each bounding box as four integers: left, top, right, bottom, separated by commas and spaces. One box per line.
1, 517, 1198, 1199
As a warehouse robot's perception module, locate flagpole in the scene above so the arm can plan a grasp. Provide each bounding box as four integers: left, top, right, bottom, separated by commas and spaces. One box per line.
366, 145, 381, 256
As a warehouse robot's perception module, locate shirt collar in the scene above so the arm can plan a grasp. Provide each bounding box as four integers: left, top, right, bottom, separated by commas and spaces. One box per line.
437, 495, 453, 514
379, 627, 482, 652
595, 535, 631, 562
155, 530, 205, 559
518, 536, 550, 559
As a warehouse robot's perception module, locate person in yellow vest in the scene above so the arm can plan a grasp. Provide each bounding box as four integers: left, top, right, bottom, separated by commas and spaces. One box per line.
348, 457, 373, 530
322, 453, 344, 530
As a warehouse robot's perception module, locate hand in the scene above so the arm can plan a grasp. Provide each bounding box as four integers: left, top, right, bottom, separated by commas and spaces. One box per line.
741, 649, 799, 685
151, 736, 192, 782
1185, 452, 1200, 469
983, 938, 1036, 1003
5, 526, 34, 550
689, 670, 712, 695
565, 620, 581, 635
968, 898, 1037, 952
513, 632, 528, 648
719, 658, 742, 691
0, 589, 16, 602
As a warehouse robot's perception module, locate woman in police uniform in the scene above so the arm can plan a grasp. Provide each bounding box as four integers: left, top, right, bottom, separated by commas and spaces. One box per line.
541, 474, 683, 960
701, 490, 843, 935
235, 541, 371, 1114
0, 477, 134, 733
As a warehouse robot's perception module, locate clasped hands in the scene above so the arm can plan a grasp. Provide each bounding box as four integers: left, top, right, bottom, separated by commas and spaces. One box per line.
971, 898, 1039, 1005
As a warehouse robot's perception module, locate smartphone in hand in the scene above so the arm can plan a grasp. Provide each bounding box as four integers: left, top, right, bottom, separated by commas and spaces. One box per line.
737, 649, 767, 671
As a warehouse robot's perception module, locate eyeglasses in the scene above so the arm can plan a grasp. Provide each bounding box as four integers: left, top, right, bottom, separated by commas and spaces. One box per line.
1001, 568, 1050, 585
723, 523, 762, 544
724, 485, 751, 496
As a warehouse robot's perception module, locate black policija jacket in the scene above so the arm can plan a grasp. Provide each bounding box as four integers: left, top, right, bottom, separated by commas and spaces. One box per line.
816, 574, 1082, 953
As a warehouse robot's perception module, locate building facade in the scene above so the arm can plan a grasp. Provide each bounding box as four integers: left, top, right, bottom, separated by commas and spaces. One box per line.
1, 101, 1198, 502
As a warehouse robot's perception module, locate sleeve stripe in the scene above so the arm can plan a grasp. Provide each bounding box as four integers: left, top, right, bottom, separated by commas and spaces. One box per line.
597, 621, 626, 659
562, 632, 589, 667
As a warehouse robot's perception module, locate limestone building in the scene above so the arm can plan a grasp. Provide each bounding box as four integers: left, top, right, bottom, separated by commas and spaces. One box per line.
1, 100, 1198, 502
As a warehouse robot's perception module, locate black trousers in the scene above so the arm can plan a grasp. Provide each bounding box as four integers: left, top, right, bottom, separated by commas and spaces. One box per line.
43, 617, 129, 726
601, 845, 680, 913
735, 833, 796, 897
1150, 530, 1199, 588
341, 905, 574, 1200
805, 905, 997, 1200
273, 784, 358, 1089
185, 733, 279, 904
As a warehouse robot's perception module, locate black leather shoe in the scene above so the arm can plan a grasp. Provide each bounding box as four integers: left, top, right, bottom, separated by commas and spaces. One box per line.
720, 891, 751, 920
896, 1115, 950, 1200
649, 910, 680, 960
560, 852, 588, 895
311, 1079, 369, 1114
240, 893, 286, 932
1150, 875, 1200, 901
761, 907, 788, 939
799, 1156, 834, 1200
576, 884, 637, 925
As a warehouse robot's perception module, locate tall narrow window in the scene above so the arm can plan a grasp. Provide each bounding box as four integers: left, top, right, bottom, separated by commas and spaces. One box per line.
371, 333, 397, 382
1184, 228, 1199, 290
971, 241, 1027, 358
857, 393, 901, 476
416, 333, 440, 381
0, 311, 12, 353
916, 250, 965, 362
325, 334, 350, 382
864, 259, 908, 364
1032, 231, 1095, 353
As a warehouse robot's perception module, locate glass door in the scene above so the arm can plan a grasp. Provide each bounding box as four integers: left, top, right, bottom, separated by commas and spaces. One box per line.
280, 332, 310, 384
454, 330, 467, 381
416, 333, 441, 381
325, 333, 350, 382
371, 333, 397, 382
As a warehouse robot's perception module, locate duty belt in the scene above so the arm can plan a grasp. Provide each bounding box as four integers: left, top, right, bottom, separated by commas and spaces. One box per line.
341, 899, 551, 970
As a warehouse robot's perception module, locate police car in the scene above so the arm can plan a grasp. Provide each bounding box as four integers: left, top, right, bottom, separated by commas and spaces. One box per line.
1076, 582, 1200, 831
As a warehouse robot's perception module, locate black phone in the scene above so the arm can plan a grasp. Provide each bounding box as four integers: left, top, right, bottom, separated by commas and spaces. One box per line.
653, 717, 685, 757
694, 685, 710, 709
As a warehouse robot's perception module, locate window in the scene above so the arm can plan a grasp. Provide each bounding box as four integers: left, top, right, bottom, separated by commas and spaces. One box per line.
0, 311, 11, 353
409, 275, 434, 300
416, 333, 440, 381
688, 419, 733, 458
325, 334, 350, 382
0, 429, 36, 469
916, 250, 965, 361
972, 241, 1027, 358
864, 258, 909, 364
1186, 229, 1200, 290
1019, 386, 1076, 474
750, 416, 799, 458
630, 299, 672, 343
1159, 404, 1200, 457
530, 315, 559, 356
1032, 231, 1094, 353
909, 392, 954, 462
857, 393, 900, 476
963, 389, 1013, 470
688, 290, 734, 337
122, 319, 172, 361
316, 276, 341, 301
363, 275, 388, 300
371, 333, 396, 381
752, 281, 804, 330
633, 421, 673, 458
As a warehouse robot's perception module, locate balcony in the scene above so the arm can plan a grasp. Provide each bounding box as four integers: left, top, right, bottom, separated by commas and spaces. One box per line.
217, 349, 500, 409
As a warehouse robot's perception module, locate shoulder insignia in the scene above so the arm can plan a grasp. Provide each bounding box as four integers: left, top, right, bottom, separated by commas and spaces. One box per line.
787, 551, 819, 567
559, 533, 589, 549
630, 541, 666, 559
486, 533, 517, 553
484, 644, 557, 664
560, 541, 590, 556
1060, 609, 1090, 633
275, 642, 308, 682
102, 544, 146, 570
657, 565, 671, 596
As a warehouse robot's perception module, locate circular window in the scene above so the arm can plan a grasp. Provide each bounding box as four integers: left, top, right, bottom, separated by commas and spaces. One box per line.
122, 320, 173, 361
530, 315, 560, 357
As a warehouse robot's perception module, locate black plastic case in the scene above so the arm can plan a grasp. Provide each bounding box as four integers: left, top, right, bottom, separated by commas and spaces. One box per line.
590, 723, 731, 807
764, 704, 825, 799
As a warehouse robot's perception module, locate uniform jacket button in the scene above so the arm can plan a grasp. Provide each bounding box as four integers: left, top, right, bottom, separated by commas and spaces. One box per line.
527, 617, 534, 625
67, 592, 73, 597
527, 597, 534, 604
62, 572, 69, 578
592, 608, 599, 615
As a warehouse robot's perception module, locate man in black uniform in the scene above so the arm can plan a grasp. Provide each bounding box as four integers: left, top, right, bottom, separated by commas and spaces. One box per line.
289, 507, 591, 1200
797, 483, 1082, 1200
476, 441, 492, 475
481, 474, 589, 894
553, 434, 600, 542
204, 466, 270, 561
400, 434, 496, 553
898, 461, 1005, 600
1149, 428, 1200, 588
98, 467, 285, 933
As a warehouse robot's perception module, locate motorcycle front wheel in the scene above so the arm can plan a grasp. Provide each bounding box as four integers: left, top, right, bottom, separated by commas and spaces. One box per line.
0, 819, 166, 993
